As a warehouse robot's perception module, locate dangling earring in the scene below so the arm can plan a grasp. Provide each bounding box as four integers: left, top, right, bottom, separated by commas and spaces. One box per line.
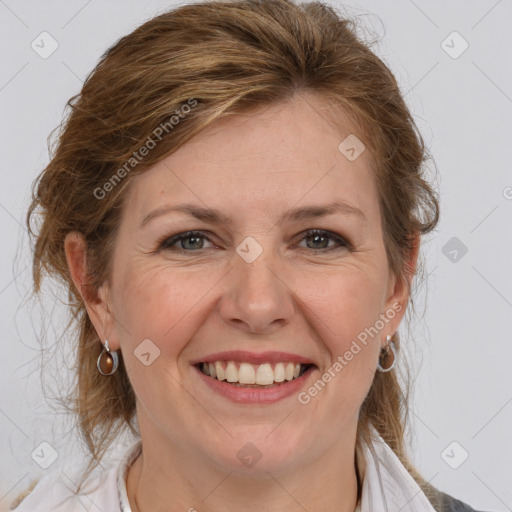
377, 334, 397, 373
97, 339, 119, 376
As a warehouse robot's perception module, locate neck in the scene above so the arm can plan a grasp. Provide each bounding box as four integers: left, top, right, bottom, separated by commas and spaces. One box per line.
126, 424, 360, 512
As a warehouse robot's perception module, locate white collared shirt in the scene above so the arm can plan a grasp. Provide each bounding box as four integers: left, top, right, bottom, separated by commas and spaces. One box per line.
356, 425, 436, 511
10, 426, 436, 512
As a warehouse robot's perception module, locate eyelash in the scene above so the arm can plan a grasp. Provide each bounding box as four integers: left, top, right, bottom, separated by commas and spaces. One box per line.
157, 229, 350, 254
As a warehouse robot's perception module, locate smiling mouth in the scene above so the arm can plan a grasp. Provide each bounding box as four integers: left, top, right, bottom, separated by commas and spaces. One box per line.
195, 361, 316, 388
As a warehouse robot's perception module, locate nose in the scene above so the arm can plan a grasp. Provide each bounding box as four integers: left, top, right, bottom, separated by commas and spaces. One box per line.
218, 249, 295, 334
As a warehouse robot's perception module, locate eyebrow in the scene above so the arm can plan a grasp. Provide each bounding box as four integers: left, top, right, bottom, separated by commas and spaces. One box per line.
140, 201, 367, 229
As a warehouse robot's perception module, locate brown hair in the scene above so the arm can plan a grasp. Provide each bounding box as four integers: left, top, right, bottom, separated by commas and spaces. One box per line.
24, 0, 440, 506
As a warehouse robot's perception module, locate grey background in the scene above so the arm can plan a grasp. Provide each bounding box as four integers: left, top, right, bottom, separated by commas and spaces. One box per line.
1, 0, 511, 510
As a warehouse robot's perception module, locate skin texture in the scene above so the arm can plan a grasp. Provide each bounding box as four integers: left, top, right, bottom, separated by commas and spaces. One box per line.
65, 93, 418, 512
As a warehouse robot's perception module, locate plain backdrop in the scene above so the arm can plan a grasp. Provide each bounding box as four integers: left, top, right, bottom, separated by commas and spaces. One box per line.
1, 1, 511, 510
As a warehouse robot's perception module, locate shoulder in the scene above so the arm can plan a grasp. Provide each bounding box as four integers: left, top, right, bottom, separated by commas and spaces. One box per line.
425, 483, 487, 512
8, 464, 119, 512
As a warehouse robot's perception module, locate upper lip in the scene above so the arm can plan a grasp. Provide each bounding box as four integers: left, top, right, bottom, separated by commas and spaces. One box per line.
190, 350, 317, 366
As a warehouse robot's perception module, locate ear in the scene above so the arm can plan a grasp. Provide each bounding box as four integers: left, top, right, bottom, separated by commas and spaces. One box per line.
382, 231, 420, 335
64, 231, 119, 350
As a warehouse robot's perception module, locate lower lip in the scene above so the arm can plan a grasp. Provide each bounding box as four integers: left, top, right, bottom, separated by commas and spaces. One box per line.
193, 365, 317, 404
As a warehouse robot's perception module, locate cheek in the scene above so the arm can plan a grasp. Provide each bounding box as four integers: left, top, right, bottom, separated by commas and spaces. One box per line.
298, 267, 387, 352
113, 266, 201, 418
112, 264, 211, 393
114, 262, 205, 340
294, 267, 384, 407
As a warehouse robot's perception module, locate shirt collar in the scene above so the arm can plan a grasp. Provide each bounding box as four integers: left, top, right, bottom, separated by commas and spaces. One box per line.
117, 439, 142, 512
357, 424, 436, 512
117, 427, 436, 512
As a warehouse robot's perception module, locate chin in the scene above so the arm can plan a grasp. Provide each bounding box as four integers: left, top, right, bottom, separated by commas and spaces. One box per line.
204, 429, 309, 476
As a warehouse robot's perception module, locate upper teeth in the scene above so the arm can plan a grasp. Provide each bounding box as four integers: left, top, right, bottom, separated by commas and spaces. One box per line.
201, 361, 304, 385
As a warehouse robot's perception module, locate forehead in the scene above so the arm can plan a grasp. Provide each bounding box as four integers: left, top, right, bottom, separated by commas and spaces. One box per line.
122, 93, 380, 229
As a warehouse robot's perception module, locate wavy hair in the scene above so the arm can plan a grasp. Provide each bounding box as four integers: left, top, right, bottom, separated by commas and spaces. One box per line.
23, 0, 440, 506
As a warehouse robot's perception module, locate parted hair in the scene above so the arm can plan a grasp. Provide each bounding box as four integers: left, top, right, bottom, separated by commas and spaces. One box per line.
24, 0, 440, 506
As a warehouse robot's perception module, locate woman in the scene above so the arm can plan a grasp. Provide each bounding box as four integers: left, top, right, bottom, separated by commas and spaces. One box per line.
12, 0, 483, 510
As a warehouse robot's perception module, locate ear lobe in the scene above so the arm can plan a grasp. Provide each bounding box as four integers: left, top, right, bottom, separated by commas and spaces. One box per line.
64, 231, 116, 348
383, 232, 421, 326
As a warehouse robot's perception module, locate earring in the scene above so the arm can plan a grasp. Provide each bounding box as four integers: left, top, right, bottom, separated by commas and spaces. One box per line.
97, 339, 119, 376
377, 334, 397, 373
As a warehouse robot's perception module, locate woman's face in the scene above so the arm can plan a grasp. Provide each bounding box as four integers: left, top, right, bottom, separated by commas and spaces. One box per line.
89, 93, 411, 475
